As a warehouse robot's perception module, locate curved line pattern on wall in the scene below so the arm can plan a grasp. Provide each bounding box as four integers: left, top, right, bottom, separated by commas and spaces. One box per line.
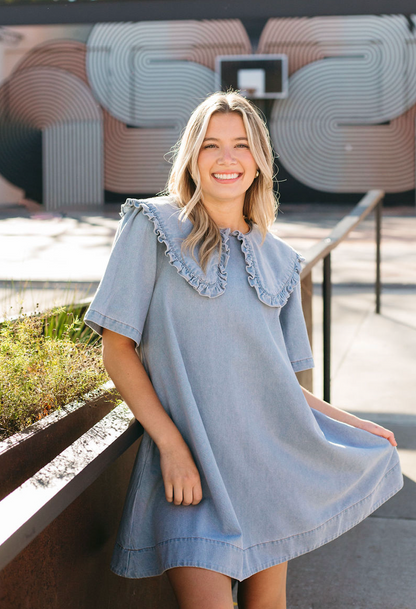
259, 15, 416, 192
11, 37, 185, 193
2, 17, 416, 205
10, 39, 132, 195
14, 39, 89, 84
0, 59, 103, 208
3, 67, 101, 126
87, 20, 251, 126
87, 20, 251, 193
15, 37, 174, 194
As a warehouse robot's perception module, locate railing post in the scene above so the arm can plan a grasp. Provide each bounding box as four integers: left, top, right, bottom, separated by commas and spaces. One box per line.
297, 271, 313, 393
323, 253, 331, 403
375, 198, 382, 314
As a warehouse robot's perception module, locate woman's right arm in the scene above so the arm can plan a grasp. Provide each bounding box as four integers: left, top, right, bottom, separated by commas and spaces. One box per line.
101, 327, 203, 507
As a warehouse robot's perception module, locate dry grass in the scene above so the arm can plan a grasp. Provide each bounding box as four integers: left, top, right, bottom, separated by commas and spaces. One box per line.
0, 305, 109, 440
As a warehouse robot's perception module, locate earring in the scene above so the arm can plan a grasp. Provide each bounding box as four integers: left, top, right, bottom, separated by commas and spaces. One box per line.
255, 169, 260, 177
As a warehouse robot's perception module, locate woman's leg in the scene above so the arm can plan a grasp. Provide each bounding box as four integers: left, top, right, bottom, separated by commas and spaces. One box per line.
166, 566, 234, 609
237, 561, 288, 609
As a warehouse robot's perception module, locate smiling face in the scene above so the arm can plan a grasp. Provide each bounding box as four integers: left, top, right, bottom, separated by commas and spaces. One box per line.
197, 112, 258, 210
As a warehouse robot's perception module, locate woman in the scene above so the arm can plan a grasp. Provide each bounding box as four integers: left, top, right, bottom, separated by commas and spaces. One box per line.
84, 91, 403, 609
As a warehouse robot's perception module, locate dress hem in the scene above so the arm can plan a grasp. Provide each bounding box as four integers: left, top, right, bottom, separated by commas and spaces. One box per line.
110, 457, 403, 581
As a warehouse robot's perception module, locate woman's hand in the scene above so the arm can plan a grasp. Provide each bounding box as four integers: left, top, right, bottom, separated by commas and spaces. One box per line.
351, 418, 398, 447
159, 441, 203, 506
300, 387, 398, 448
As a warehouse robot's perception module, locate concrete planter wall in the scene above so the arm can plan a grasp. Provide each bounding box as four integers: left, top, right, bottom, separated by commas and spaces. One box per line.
0, 384, 179, 609
0, 382, 119, 502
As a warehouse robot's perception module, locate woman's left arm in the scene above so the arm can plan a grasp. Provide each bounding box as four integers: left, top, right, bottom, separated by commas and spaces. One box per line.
301, 386, 398, 447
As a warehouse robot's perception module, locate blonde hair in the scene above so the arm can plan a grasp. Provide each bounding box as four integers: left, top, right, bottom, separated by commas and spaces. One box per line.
159, 90, 279, 272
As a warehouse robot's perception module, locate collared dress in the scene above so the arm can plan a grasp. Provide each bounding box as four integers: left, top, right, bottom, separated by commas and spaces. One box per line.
84, 195, 403, 581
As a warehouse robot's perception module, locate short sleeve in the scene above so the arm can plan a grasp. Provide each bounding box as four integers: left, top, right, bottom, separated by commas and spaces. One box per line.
84, 204, 157, 347
279, 280, 314, 373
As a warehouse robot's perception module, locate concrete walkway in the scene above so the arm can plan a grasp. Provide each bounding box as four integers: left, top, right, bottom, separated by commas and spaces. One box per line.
1, 202, 416, 608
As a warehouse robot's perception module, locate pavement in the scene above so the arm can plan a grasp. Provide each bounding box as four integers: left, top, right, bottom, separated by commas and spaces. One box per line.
1, 201, 416, 609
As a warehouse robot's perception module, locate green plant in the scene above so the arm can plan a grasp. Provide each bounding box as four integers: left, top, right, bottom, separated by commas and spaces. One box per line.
0, 305, 109, 440
42, 304, 99, 344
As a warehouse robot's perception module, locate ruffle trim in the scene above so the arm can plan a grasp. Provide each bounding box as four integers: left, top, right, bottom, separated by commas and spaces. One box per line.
235, 232, 304, 308
120, 197, 304, 307
120, 198, 230, 299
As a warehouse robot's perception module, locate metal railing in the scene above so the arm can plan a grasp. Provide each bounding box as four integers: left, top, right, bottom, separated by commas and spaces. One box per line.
300, 189, 384, 403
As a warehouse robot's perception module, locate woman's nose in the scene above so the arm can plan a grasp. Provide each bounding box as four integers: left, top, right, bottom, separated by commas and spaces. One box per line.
218, 147, 236, 164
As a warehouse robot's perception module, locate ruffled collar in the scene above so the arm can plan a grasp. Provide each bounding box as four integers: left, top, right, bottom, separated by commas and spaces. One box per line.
120, 196, 304, 307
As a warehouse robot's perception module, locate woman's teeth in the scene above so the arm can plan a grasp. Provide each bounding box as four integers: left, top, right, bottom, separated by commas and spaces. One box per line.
213, 173, 240, 179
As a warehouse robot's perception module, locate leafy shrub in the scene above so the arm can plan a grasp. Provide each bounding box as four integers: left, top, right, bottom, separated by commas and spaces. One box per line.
0, 305, 109, 440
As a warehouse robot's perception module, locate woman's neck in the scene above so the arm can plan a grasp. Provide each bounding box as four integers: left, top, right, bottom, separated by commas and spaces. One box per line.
202, 199, 250, 234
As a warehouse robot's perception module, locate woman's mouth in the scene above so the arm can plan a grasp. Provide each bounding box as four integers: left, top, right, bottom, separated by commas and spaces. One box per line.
212, 172, 242, 184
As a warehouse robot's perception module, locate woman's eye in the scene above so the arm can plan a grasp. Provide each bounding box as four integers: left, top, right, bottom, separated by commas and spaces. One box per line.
203, 144, 249, 150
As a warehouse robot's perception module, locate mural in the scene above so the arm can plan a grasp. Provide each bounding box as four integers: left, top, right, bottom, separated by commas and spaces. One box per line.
0, 15, 415, 209
260, 16, 416, 193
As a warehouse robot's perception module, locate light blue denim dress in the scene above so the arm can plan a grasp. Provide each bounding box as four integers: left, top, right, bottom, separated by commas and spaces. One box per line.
84, 195, 403, 581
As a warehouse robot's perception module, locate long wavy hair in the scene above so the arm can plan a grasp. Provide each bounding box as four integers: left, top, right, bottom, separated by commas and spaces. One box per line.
159, 90, 280, 272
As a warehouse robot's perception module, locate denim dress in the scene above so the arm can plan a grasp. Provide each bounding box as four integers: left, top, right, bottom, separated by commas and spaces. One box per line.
84, 195, 403, 581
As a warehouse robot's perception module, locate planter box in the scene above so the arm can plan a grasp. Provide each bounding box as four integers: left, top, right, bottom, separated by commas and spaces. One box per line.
0, 396, 179, 609
0, 306, 179, 607
0, 381, 120, 501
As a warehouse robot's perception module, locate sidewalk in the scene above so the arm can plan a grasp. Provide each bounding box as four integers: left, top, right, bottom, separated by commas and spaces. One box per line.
1, 203, 416, 608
